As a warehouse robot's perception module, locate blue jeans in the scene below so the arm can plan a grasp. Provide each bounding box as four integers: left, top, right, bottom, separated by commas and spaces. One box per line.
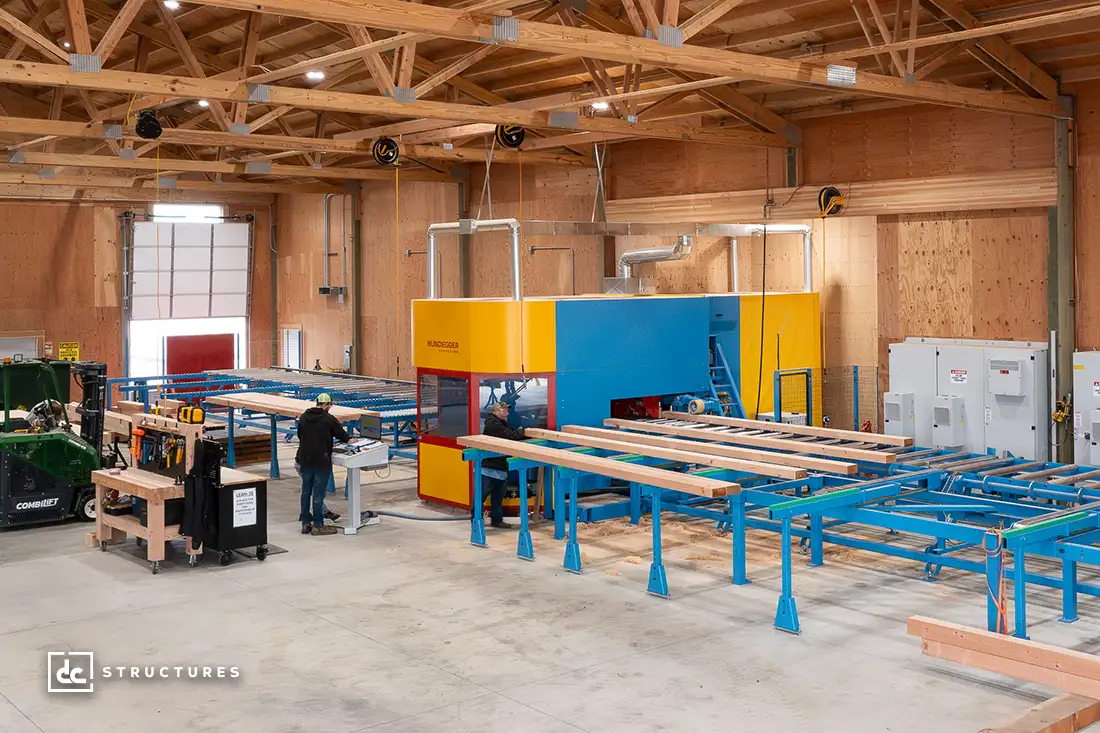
480, 475, 505, 525
299, 465, 331, 527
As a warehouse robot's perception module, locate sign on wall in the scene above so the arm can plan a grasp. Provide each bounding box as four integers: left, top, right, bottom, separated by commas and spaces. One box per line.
58, 342, 79, 361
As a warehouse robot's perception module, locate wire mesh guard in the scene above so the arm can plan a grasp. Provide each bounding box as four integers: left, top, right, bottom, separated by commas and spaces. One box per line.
772, 366, 879, 432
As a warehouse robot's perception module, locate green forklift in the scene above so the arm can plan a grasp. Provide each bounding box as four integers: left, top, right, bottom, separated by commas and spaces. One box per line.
0, 359, 108, 527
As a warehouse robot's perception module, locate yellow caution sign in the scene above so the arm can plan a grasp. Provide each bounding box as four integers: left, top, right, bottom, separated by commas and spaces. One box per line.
58, 342, 79, 361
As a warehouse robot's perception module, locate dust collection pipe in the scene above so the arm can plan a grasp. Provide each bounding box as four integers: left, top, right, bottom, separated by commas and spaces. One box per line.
617, 235, 692, 278
322, 192, 338, 289
725, 224, 813, 293
427, 218, 521, 300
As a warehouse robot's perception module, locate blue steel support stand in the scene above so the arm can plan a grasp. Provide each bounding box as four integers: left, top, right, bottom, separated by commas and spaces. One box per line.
731, 492, 749, 586
268, 415, 280, 479
629, 482, 641, 525
774, 517, 801, 633
563, 472, 582, 573
1013, 541, 1030, 639
553, 469, 566, 540
1061, 559, 1079, 623
808, 514, 824, 567
647, 487, 670, 597
853, 366, 859, 430
226, 406, 236, 467
517, 468, 534, 561
470, 459, 487, 547
984, 531, 1004, 633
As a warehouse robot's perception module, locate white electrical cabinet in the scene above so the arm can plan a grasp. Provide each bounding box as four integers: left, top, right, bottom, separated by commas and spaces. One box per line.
883, 392, 915, 438
886, 338, 1049, 459
1072, 351, 1100, 465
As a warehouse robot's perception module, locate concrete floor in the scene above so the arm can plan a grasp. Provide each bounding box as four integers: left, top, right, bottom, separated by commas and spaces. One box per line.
3, 451, 1100, 733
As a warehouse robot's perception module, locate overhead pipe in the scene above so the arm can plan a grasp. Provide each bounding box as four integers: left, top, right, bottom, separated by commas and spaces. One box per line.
427, 218, 521, 300
617, 235, 692, 278
724, 223, 813, 293
322, 193, 336, 290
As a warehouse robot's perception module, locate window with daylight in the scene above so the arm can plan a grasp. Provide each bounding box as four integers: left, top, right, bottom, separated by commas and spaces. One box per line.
151, 203, 226, 222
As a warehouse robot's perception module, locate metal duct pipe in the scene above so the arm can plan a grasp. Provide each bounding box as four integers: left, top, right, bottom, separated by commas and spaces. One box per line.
618, 235, 693, 278
426, 218, 522, 300
723, 224, 813, 292
322, 192, 337, 289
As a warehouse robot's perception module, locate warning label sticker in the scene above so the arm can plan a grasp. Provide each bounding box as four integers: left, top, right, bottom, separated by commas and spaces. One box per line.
950, 369, 968, 384
1093, 381, 1100, 397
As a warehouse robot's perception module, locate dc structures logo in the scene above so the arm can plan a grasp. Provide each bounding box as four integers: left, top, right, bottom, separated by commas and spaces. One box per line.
47, 652, 94, 693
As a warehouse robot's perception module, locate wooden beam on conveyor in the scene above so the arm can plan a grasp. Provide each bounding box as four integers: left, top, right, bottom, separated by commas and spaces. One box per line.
605, 419, 896, 464
1014, 464, 1079, 481
897, 449, 944, 463
457, 435, 737, 498
562, 425, 858, 475
979, 460, 1045, 476
1049, 468, 1100, 486
525, 428, 806, 480
660, 411, 914, 447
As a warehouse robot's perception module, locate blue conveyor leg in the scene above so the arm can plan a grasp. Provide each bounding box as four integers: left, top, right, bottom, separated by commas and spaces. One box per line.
774, 518, 801, 634
629, 482, 641, 525
517, 469, 534, 561
470, 460, 487, 548
808, 514, 824, 568
1061, 559, 1079, 624
226, 406, 236, 467
647, 489, 670, 598
984, 531, 1005, 633
553, 469, 566, 541
563, 475, 582, 573
731, 493, 750, 586
269, 415, 280, 479
1013, 542, 1029, 640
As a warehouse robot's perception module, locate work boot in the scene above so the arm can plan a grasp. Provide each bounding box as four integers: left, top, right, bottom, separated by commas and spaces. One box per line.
324, 510, 341, 521
490, 520, 514, 530
311, 524, 340, 536
301, 521, 311, 534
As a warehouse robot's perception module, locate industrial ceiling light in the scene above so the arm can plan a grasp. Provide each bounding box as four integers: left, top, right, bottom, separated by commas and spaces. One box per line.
135, 110, 163, 140
305, 70, 325, 81
590, 101, 610, 111
163, 0, 180, 8
197, 99, 210, 108
61, 40, 71, 49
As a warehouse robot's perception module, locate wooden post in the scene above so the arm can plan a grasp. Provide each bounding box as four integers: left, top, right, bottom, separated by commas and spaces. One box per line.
1049, 95, 1075, 463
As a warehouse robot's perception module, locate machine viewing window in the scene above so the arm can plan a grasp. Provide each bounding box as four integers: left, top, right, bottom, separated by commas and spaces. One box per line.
478, 377, 549, 432
418, 374, 470, 440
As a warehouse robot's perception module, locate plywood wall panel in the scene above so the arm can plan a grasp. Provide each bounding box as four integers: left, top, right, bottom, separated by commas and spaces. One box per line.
970, 209, 1048, 341
607, 139, 786, 199
1070, 79, 1100, 350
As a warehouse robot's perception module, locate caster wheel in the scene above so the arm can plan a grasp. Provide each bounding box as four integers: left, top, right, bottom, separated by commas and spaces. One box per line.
219, 552, 231, 566
188, 555, 199, 567
151, 561, 160, 575
135, 537, 145, 547
256, 546, 268, 562
99, 540, 107, 552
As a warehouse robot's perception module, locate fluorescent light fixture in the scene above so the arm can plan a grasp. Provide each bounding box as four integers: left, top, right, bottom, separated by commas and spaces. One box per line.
61, 41, 71, 49
163, 0, 180, 9
591, 100, 610, 111
305, 70, 326, 81
198, 99, 210, 108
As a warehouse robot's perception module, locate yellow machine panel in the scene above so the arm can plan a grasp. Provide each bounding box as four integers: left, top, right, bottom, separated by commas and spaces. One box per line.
418, 442, 471, 506
411, 298, 555, 373
738, 292, 823, 420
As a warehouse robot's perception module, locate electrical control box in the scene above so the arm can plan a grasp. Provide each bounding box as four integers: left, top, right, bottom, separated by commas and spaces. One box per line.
760, 411, 808, 426
883, 391, 915, 438
1073, 351, 1100, 466
932, 395, 966, 449
887, 338, 1049, 459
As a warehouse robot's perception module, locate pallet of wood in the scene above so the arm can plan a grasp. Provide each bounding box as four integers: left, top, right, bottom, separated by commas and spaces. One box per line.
206, 428, 272, 467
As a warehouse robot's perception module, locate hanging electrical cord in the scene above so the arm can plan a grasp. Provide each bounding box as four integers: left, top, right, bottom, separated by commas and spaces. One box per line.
476, 135, 497, 220
590, 142, 608, 223
753, 203, 769, 420
394, 164, 401, 377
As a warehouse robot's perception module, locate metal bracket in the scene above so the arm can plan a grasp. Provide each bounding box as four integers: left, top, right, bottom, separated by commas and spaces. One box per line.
458, 218, 474, 235
904, 73, 915, 84
625, 114, 638, 125
157, 177, 177, 188
38, 168, 56, 179
492, 15, 519, 42
548, 110, 580, 129
643, 28, 655, 39
7, 151, 24, 164
118, 148, 136, 160
102, 124, 122, 140
393, 86, 417, 104
825, 64, 857, 87
245, 161, 272, 174
246, 83, 271, 104
229, 123, 251, 136
69, 53, 101, 73
657, 25, 682, 48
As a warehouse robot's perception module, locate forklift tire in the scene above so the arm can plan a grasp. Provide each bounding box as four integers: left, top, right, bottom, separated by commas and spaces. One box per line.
75, 491, 97, 522
256, 546, 268, 562
219, 552, 231, 566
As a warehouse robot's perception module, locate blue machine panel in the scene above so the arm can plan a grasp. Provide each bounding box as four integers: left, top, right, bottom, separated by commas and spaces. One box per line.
707, 294, 741, 397
554, 297, 711, 426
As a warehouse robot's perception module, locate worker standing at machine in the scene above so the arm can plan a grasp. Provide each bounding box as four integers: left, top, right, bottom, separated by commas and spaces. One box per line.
296, 393, 349, 536
479, 400, 527, 530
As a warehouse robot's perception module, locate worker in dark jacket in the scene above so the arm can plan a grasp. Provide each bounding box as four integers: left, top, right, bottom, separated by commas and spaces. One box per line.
297, 393, 349, 536
480, 400, 526, 529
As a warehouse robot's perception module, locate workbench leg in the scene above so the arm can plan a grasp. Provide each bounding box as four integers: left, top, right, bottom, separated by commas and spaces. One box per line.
470, 460, 487, 548
807, 514, 824, 568
1013, 544, 1029, 640
629, 482, 641, 526
226, 407, 237, 467
553, 470, 565, 541
563, 476, 582, 574
95, 482, 106, 546
774, 518, 801, 634
147, 501, 166, 564
268, 415, 280, 479
517, 469, 534, 561
731, 493, 749, 586
984, 531, 1006, 633
1060, 559, 1079, 624
647, 489, 669, 598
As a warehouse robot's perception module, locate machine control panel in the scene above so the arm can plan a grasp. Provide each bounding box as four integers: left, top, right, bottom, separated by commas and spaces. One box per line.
332, 438, 388, 469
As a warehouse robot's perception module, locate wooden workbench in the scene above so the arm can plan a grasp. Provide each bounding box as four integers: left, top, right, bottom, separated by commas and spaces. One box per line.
90, 466, 262, 574
206, 392, 376, 421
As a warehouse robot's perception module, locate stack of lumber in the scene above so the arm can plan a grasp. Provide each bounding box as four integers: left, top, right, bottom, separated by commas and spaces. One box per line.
207, 428, 272, 467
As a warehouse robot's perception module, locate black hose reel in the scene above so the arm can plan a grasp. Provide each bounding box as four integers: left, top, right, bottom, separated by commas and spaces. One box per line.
817, 186, 846, 217
371, 137, 400, 166
494, 124, 525, 149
